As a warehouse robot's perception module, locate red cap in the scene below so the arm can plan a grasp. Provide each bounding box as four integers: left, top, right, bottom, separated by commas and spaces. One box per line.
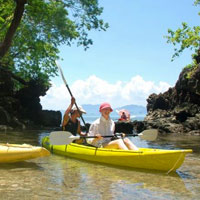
99, 102, 113, 112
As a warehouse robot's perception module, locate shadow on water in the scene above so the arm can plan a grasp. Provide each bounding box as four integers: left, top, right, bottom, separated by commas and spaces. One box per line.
0, 161, 43, 170
177, 170, 197, 179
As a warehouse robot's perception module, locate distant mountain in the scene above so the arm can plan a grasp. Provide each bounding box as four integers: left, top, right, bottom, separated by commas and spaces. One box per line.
115, 105, 147, 116
81, 104, 147, 116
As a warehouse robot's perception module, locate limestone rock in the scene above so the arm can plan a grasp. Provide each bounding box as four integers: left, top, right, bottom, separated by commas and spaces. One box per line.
145, 65, 200, 135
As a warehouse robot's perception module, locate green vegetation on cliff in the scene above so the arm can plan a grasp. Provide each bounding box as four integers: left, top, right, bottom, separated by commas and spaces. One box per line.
166, 0, 200, 67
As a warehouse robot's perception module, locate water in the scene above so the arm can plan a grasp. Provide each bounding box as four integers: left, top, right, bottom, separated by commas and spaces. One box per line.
0, 130, 200, 200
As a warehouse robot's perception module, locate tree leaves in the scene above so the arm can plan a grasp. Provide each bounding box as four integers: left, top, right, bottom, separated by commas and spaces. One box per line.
0, 0, 108, 88
165, 1, 200, 62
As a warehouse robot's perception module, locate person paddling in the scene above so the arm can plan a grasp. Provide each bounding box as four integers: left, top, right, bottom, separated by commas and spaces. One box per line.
62, 97, 86, 143
87, 102, 139, 150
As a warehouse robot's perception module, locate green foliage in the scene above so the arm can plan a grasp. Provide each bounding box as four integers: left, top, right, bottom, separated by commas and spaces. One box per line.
0, 0, 108, 86
184, 64, 193, 69
0, 0, 15, 36
194, 0, 200, 6
185, 64, 198, 79
165, 1, 200, 62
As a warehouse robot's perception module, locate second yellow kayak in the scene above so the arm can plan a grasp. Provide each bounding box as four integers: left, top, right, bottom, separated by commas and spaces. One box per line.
0, 143, 50, 163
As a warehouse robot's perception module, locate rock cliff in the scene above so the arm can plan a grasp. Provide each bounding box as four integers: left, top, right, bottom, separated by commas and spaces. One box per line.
0, 66, 61, 130
145, 65, 200, 135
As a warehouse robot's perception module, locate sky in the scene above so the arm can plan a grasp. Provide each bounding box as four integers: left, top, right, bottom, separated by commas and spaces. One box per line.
40, 0, 199, 111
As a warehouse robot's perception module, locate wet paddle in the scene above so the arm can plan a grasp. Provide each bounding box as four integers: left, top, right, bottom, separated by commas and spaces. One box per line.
49, 129, 158, 145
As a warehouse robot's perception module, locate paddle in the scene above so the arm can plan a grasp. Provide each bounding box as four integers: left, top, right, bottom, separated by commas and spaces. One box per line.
55, 61, 88, 132
49, 129, 158, 145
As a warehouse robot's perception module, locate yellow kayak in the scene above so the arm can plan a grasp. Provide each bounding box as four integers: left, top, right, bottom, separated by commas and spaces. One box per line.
42, 136, 192, 172
0, 143, 50, 163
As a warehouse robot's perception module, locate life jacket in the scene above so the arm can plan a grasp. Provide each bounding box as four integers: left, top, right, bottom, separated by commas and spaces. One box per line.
63, 118, 79, 136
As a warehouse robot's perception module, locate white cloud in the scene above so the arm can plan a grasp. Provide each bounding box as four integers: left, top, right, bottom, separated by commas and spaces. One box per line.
40, 75, 171, 110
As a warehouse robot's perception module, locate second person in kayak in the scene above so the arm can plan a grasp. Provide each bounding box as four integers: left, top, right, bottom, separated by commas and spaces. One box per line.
88, 102, 139, 150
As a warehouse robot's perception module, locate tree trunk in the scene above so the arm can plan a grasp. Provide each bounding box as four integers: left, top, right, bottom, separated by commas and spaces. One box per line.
0, 0, 27, 59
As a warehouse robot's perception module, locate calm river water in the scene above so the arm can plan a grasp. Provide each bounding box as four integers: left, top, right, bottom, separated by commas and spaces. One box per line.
0, 130, 200, 200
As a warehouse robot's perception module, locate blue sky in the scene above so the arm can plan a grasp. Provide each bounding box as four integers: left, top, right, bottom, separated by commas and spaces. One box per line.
41, 0, 199, 110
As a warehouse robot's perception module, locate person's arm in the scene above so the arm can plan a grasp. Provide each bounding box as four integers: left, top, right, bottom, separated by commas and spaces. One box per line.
62, 97, 75, 127
87, 122, 102, 145
111, 120, 115, 135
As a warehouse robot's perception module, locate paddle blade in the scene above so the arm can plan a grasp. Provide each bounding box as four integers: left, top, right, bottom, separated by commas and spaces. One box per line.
138, 129, 158, 141
49, 131, 74, 145
55, 61, 68, 86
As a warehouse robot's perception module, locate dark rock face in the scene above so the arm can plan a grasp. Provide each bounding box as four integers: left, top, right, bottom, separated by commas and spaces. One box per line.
37, 110, 62, 128
114, 121, 147, 134
15, 79, 47, 122
0, 67, 62, 130
115, 121, 134, 134
0, 106, 10, 124
0, 69, 14, 97
145, 65, 200, 135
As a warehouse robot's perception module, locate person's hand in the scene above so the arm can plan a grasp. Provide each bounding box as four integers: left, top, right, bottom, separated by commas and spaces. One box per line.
80, 132, 86, 136
121, 133, 126, 138
95, 134, 103, 140
71, 97, 75, 105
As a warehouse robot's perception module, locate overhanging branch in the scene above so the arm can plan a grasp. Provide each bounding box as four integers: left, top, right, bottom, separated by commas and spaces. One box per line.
0, 0, 27, 59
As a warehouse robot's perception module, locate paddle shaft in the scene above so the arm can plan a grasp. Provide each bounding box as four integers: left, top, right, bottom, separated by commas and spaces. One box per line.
75, 134, 138, 139
65, 83, 87, 127
56, 61, 88, 132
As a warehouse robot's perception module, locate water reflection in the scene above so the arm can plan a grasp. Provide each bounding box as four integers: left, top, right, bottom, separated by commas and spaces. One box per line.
0, 130, 43, 146
154, 135, 200, 153
0, 161, 42, 170
44, 155, 192, 199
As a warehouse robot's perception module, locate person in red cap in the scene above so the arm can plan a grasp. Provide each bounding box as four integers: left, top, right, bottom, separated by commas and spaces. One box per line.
87, 102, 138, 150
